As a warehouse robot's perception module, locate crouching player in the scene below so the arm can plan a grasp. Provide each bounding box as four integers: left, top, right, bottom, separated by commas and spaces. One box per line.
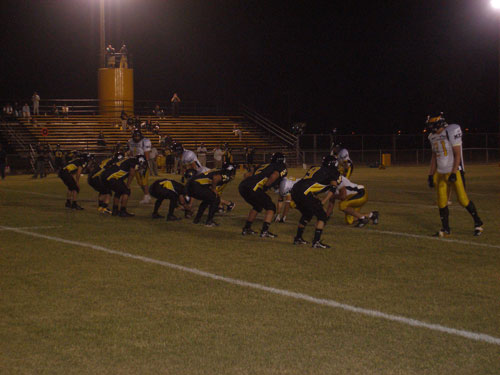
186, 162, 236, 227
101, 155, 147, 217
59, 152, 90, 210
325, 176, 379, 227
274, 176, 299, 223
87, 152, 124, 214
239, 152, 288, 238
149, 178, 193, 221
291, 155, 340, 248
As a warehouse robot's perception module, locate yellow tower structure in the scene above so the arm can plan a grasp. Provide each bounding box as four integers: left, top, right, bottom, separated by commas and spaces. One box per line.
98, 65, 134, 117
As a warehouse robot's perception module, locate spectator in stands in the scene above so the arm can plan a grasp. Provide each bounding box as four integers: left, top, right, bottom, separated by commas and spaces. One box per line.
153, 104, 165, 118
196, 142, 208, 167
171, 93, 181, 117
61, 104, 69, 118
22, 103, 30, 118
14, 102, 21, 117
97, 131, 107, 148
213, 144, 223, 169
51, 104, 59, 117
0, 144, 7, 180
233, 124, 243, 141
120, 110, 128, 130
152, 121, 160, 136
126, 116, 135, 130
3, 103, 14, 119
119, 44, 128, 68
32, 92, 40, 115
106, 44, 115, 67
149, 146, 159, 176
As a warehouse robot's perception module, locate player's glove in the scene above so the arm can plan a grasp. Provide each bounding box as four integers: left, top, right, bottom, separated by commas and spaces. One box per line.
427, 175, 434, 188
448, 173, 457, 183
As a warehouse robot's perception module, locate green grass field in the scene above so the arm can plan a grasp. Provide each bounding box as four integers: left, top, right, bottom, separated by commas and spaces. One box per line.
1, 165, 499, 374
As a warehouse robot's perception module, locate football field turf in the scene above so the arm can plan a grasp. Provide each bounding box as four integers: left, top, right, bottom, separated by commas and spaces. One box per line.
1, 165, 499, 374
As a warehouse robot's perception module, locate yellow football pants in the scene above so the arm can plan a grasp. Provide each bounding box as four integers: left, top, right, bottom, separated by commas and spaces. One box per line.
136, 168, 149, 188
339, 190, 367, 224
434, 172, 470, 209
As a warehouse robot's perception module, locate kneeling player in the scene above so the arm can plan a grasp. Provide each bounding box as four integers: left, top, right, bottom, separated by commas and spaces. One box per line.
101, 155, 146, 217
291, 155, 340, 248
239, 152, 287, 237
149, 178, 192, 221
59, 152, 90, 210
326, 177, 378, 227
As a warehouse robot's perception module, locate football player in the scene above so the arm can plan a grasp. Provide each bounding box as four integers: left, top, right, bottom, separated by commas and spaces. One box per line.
239, 152, 287, 237
324, 176, 379, 227
173, 143, 209, 177
87, 152, 124, 214
274, 176, 300, 223
426, 113, 483, 236
53, 144, 64, 173
149, 178, 193, 221
186, 162, 236, 226
58, 152, 90, 210
128, 130, 152, 204
101, 155, 147, 217
331, 144, 353, 178
291, 155, 340, 248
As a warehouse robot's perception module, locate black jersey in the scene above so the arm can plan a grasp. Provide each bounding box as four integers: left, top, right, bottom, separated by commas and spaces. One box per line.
240, 163, 287, 191
101, 157, 138, 182
193, 169, 232, 189
62, 158, 87, 174
151, 179, 186, 196
89, 157, 115, 179
292, 166, 341, 196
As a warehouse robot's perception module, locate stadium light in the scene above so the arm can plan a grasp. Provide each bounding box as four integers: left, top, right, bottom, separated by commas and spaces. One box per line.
492, 0, 500, 10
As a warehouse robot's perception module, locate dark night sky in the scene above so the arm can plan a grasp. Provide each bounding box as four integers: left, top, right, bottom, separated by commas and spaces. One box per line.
1, 0, 499, 133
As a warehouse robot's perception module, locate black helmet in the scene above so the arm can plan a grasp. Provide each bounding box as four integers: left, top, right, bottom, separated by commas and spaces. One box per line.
184, 168, 197, 181
425, 113, 447, 133
132, 129, 143, 140
322, 154, 338, 169
271, 152, 286, 164
173, 142, 184, 154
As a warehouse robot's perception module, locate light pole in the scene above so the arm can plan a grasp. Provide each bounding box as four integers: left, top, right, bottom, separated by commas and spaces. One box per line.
100, 0, 105, 68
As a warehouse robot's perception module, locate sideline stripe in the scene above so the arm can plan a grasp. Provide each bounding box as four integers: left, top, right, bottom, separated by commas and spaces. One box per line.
2, 225, 500, 346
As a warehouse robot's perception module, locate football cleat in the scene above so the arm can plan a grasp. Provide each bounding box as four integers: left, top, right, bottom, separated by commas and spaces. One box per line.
226, 201, 236, 212
293, 237, 308, 245
152, 212, 164, 219
119, 210, 135, 217
167, 214, 181, 221
312, 241, 331, 249
101, 207, 112, 215
370, 211, 379, 225
205, 220, 219, 227
260, 230, 277, 238
242, 228, 257, 236
354, 217, 369, 228
65, 201, 72, 208
433, 229, 451, 237
71, 203, 84, 210
473, 226, 483, 236
139, 195, 151, 204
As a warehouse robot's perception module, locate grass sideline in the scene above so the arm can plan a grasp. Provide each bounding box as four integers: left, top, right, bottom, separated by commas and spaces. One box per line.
1, 165, 499, 374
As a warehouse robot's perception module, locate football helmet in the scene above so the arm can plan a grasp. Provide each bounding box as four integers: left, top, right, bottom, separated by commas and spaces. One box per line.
271, 152, 286, 164
132, 129, 144, 141
322, 154, 338, 169
425, 113, 447, 133
184, 168, 197, 181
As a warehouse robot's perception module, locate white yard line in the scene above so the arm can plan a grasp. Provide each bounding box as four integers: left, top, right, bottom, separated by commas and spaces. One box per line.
0, 225, 61, 231
1, 224, 499, 346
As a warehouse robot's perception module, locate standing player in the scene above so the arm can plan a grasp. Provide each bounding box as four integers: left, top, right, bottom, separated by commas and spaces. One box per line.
426, 113, 483, 236
101, 155, 147, 217
239, 152, 287, 237
149, 178, 193, 221
128, 130, 152, 204
291, 155, 341, 248
58, 152, 90, 210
